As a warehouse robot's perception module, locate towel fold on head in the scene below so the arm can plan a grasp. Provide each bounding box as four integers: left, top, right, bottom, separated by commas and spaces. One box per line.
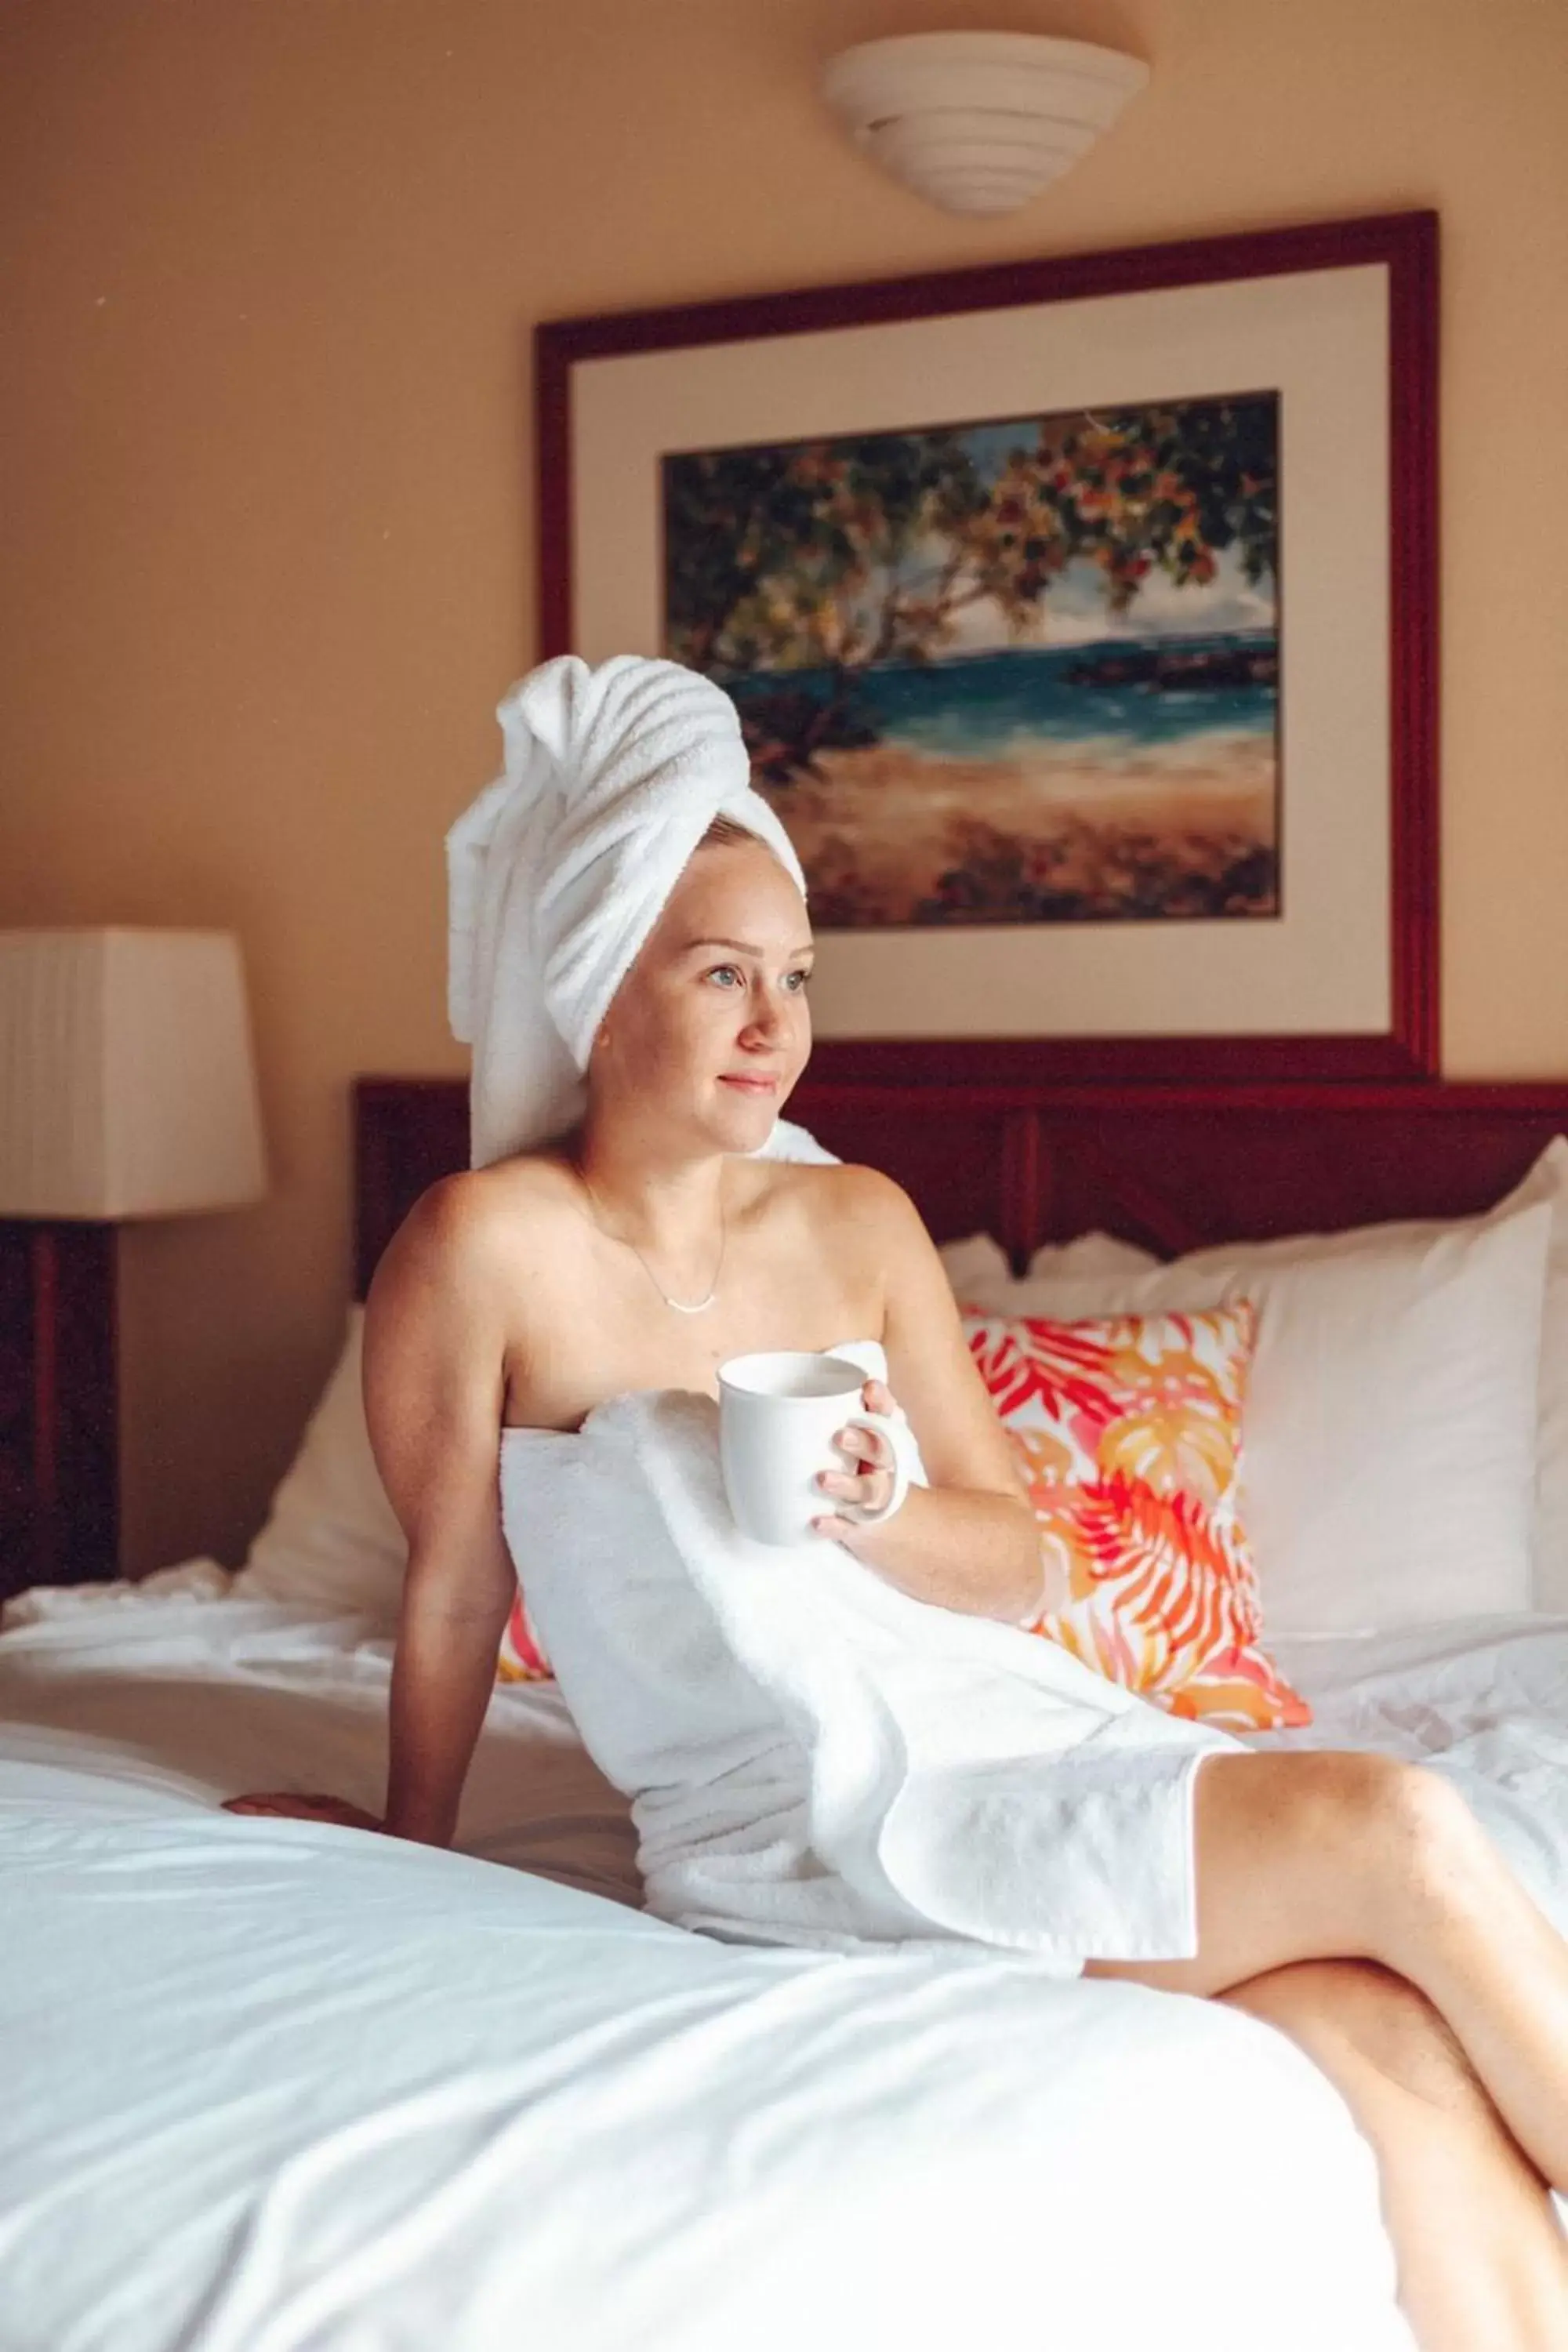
446, 654, 808, 1171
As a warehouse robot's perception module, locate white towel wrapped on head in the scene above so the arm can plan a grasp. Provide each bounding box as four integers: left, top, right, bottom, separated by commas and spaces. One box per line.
446, 653, 808, 1171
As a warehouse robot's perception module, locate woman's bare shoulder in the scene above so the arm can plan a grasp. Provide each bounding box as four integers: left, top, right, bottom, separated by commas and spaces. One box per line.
747, 1155, 924, 1247
760, 1154, 915, 1208
372, 1153, 584, 1294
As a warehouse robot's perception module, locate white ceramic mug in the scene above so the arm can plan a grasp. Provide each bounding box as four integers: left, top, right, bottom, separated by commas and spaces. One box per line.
717, 1349, 917, 1548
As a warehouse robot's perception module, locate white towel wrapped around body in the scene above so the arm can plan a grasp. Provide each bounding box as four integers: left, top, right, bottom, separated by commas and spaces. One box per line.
446, 653, 807, 1171
500, 1343, 1248, 1975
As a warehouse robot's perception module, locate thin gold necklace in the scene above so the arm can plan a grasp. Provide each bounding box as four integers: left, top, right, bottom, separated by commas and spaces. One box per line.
579, 1171, 726, 1316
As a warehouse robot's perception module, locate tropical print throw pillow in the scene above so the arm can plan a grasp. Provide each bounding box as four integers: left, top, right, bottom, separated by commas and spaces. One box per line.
497, 1588, 553, 1683
963, 1304, 1311, 1733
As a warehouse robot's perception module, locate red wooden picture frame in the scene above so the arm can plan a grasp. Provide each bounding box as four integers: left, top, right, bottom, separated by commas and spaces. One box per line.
535, 210, 1439, 1087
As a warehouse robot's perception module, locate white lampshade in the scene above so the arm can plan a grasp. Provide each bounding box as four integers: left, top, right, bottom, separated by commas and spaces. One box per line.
0, 928, 268, 1219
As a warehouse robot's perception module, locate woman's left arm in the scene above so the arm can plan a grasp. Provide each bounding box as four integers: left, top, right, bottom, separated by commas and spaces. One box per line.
812, 1171, 1047, 1622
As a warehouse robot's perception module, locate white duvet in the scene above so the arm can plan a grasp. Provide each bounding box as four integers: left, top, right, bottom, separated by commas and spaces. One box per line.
5, 1587, 1568, 2352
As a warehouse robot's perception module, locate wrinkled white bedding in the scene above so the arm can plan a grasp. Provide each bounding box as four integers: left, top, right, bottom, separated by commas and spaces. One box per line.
5, 1586, 1568, 2352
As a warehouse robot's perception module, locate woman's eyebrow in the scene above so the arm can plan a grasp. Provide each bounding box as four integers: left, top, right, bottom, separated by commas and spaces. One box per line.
684, 935, 815, 959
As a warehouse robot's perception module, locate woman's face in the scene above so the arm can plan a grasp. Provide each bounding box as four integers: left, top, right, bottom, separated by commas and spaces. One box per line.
592, 835, 814, 1152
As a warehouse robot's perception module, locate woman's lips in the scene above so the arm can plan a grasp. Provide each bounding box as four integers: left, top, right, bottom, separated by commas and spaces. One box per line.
719, 1074, 779, 1093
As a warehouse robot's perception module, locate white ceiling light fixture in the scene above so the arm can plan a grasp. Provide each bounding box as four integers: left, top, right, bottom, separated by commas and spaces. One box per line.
822, 31, 1150, 218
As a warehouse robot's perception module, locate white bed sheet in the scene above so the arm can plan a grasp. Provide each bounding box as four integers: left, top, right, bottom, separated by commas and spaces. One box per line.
5, 1584, 1568, 2352
0, 1587, 642, 1911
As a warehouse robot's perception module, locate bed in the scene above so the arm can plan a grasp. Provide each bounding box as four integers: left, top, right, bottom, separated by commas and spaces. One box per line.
5, 1069, 1568, 2352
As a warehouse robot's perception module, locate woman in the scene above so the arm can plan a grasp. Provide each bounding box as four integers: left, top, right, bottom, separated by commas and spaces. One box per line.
232, 658, 1568, 2350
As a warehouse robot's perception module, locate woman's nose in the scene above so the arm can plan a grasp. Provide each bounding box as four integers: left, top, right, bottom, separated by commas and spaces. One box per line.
741, 985, 789, 1042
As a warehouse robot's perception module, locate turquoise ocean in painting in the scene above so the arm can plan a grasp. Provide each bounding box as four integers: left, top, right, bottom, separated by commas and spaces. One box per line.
728, 633, 1279, 767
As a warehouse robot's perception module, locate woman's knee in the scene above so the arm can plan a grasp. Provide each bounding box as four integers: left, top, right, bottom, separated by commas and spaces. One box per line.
1085, 1755, 1486, 1996
1261, 1751, 1483, 1894
1342, 1756, 1493, 1918
1179, 1750, 1484, 1979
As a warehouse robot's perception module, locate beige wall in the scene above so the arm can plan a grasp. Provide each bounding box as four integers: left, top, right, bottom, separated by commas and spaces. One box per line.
2, 0, 1565, 1576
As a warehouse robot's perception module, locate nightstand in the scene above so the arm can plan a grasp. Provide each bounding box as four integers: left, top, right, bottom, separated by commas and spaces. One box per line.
0, 1221, 118, 1602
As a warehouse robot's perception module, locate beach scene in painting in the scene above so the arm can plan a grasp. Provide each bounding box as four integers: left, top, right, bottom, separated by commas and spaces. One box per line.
661, 394, 1279, 927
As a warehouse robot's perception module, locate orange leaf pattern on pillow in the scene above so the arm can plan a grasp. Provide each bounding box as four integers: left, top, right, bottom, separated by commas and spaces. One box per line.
965, 1305, 1310, 1733
497, 1587, 553, 1684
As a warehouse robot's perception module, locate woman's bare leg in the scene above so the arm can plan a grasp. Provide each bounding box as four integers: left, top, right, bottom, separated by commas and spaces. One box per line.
1081, 1751, 1568, 2192
1216, 1958, 1568, 2352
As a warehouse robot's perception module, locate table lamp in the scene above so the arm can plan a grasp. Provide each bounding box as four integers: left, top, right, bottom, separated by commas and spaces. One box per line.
0, 928, 268, 1600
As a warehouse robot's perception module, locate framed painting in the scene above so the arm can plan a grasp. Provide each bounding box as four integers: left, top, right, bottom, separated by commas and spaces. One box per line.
536, 210, 1438, 1081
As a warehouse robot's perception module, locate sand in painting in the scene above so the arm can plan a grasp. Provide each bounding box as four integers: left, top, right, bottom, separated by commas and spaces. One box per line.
662, 393, 1285, 923
760, 733, 1276, 927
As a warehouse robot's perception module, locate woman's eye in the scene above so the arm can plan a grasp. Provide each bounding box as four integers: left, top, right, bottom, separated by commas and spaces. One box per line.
785, 969, 812, 993
706, 965, 742, 988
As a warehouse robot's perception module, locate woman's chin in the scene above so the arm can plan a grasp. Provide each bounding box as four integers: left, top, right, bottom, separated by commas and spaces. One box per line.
708, 1080, 782, 1144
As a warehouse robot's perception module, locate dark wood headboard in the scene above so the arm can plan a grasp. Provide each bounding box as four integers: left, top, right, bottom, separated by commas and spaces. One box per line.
353, 1073, 1568, 1298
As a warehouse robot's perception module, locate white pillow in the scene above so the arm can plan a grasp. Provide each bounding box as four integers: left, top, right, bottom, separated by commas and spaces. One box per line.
1020, 1230, 1161, 1284
1527, 1142, 1568, 1610
1021, 1138, 1568, 1618
234, 1307, 407, 1617
960, 1197, 1554, 1634
935, 1231, 1169, 1292
936, 1232, 1014, 1294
